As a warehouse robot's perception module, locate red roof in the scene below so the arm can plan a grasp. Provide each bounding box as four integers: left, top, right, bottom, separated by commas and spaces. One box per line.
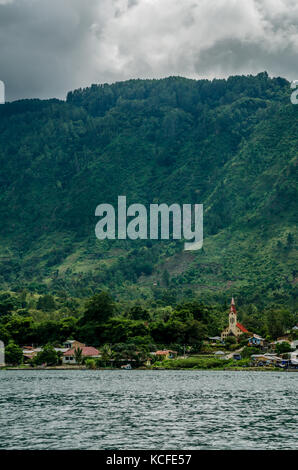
155, 350, 177, 355
236, 322, 249, 333
63, 346, 100, 357
230, 297, 237, 314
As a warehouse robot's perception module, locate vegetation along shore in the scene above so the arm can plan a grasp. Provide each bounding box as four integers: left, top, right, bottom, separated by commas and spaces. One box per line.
1, 292, 297, 371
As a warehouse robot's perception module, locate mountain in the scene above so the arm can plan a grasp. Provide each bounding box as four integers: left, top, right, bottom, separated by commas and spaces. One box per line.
0, 72, 297, 309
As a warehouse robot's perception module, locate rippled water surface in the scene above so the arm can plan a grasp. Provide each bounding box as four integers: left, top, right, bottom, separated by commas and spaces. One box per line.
0, 370, 297, 449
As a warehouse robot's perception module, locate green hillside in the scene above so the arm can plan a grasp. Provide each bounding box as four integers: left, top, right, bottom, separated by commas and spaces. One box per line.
0, 72, 297, 310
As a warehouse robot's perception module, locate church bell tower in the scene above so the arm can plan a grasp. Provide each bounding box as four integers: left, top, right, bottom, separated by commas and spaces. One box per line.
228, 297, 237, 334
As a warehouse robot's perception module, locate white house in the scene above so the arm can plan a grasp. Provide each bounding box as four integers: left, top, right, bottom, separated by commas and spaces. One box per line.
62, 346, 101, 364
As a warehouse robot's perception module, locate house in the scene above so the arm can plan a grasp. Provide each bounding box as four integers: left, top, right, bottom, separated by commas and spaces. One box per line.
54, 348, 69, 354
277, 334, 291, 343
22, 345, 69, 363
290, 351, 298, 367
63, 346, 100, 364
251, 354, 282, 366
22, 350, 35, 362
22, 346, 39, 362
290, 350, 298, 360
248, 334, 265, 347
154, 350, 177, 359
274, 339, 291, 347
290, 340, 298, 350
221, 298, 250, 341
63, 340, 85, 350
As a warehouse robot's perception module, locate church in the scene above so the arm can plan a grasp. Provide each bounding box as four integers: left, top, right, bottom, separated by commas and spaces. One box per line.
221, 297, 250, 341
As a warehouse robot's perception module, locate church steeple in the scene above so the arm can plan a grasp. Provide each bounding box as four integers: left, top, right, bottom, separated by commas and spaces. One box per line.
230, 297, 236, 314
229, 297, 237, 330
221, 297, 249, 340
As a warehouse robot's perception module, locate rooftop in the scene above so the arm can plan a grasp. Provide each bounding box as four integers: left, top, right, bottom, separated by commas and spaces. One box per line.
63, 346, 100, 357
236, 322, 249, 334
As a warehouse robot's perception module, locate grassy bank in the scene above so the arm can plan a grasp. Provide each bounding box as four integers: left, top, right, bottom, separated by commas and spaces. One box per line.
1, 356, 288, 372
151, 356, 283, 371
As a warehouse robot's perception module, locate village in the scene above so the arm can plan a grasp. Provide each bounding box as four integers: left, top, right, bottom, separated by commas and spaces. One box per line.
13, 299, 298, 371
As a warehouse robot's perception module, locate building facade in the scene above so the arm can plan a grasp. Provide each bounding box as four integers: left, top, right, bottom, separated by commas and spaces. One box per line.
62, 346, 100, 364
221, 297, 249, 341
248, 334, 265, 347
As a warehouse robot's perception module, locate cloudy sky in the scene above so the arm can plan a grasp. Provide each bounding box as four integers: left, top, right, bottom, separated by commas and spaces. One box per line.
0, 0, 298, 101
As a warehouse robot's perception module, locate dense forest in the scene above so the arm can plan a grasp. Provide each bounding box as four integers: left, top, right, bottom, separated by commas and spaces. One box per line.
0, 73, 297, 342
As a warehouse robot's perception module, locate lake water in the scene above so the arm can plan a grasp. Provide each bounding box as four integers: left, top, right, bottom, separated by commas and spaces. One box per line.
0, 370, 297, 450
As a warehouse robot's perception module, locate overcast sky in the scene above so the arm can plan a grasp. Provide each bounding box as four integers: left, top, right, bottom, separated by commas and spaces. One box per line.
0, 0, 297, 101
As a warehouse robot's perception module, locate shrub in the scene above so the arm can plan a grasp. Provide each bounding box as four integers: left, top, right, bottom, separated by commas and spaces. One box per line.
154, 357, 229, 369
242, 346, 260, 358
226, 358, 251, 368
275, 342, 292, 355
95, 357, 110, 368
228, 344, 239, 351
225, 337, 238, 350
85, 358, 96, 369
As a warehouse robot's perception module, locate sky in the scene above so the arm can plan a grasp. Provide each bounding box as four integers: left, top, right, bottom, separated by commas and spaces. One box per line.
0, 0, 298, 101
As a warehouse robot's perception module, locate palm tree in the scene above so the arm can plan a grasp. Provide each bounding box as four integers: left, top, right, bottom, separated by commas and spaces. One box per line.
101, 344, 114, 367
74, 347, 83, 365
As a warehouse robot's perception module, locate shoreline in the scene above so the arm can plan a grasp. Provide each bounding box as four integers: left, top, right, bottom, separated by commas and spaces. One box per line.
1, 366, 297, 372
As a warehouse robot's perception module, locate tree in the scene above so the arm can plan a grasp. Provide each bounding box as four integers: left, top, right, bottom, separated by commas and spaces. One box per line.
82, 292, 115, 324
286, 232, 294, 249
59, 317, 77, 340
162, 270, 170, 287
36, 294, 56, 311
128, 305, 150, 321
0, 293, 15, 316
34, 344, 58, 366
113, 343, 138, 363
242, 346, 260, 358
275, 342, 292, 355
184, 320, 208, 344
5, 341, 23, 365
0, 325, 11, 345
172, 307, 194, 323
5, 315, 33, 345
74, 347, 83, 365
101, 344, 114, 366
266, 310, 285, 339
174, 301, 210, 323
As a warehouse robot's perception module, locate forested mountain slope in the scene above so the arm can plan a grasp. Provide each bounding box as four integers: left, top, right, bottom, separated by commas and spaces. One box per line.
0, 72, 297, 309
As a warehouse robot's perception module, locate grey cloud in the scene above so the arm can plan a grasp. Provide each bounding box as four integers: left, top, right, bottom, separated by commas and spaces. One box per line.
196, 38, 298, 80
0, 0, 297, 101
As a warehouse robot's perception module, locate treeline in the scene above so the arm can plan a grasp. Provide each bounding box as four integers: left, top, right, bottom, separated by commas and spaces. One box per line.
0, 292, 296, 353
66, 73, 288, 117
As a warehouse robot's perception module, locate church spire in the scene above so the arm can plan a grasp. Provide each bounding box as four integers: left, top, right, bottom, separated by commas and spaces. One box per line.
230, 297, 236, 314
